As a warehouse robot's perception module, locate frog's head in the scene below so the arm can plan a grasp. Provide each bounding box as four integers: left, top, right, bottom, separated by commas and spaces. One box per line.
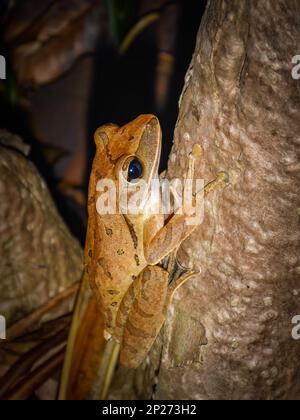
94, 115, 162, 213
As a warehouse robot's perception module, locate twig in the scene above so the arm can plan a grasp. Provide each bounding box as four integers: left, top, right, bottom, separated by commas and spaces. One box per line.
2, 348, 66, 400
7, 282, 79, 340
0, 328, 68, 398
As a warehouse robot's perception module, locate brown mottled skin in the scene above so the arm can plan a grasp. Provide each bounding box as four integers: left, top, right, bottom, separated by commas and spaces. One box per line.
85, 115, 226, 368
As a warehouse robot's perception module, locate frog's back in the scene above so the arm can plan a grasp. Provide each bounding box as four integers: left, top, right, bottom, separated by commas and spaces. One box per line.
88, 213, 146, 336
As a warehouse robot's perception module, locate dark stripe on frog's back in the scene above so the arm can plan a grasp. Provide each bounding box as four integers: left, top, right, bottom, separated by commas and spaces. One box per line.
102, 214, 141, 259
96, 215, 147, 299
98, 214, 145, 279
123, 214, 138, 249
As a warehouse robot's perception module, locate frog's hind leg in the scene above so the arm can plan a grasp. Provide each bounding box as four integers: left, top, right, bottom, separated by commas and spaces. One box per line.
114, 271, 146, 342
118, 265, 169, 369
118, 259, 197, 369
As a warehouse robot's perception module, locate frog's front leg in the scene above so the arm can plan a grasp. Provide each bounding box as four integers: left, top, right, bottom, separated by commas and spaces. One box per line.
116, 265, 169, 368
144, 171, 228, 265
144, 146, 228, 265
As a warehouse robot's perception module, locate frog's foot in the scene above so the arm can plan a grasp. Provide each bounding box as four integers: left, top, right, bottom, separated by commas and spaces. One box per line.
104, 330, 112, 341
187, 144, 203, 180
168, 263, 198, 295
159, 251, 198, 289
203, 170, 229, 197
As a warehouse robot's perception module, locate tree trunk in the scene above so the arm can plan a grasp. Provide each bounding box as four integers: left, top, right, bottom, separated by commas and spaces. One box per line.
0, 133, 83, 398
0, 134, 82, 327
109, 0, 300, 400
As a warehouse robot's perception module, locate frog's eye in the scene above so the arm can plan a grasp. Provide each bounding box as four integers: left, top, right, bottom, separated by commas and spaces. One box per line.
126, 158, 143, 182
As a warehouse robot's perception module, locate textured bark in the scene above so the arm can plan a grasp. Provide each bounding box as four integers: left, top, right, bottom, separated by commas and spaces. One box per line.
4, 0, 103, 87
109, 0, 300, 400
0, 133, 83, 328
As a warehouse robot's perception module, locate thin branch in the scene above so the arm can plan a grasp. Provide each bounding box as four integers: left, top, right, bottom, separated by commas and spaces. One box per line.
7, 282, 79, 340
0, 328, 68, 398
2, 348, 66, 400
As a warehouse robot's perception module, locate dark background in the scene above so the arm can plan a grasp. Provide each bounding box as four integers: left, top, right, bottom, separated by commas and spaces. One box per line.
0, 0, 207, 241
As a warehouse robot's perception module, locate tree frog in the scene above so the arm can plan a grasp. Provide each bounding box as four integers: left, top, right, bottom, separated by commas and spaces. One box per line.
85, 114, 227, 368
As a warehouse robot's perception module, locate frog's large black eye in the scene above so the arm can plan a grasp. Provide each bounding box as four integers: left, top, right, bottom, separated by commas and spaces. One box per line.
127, 158, 143, 181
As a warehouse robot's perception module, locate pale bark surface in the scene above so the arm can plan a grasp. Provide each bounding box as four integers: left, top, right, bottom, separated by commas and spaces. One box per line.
109, 0, 300, 400
0, 133, 82, 398
0, 133, 82, 327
